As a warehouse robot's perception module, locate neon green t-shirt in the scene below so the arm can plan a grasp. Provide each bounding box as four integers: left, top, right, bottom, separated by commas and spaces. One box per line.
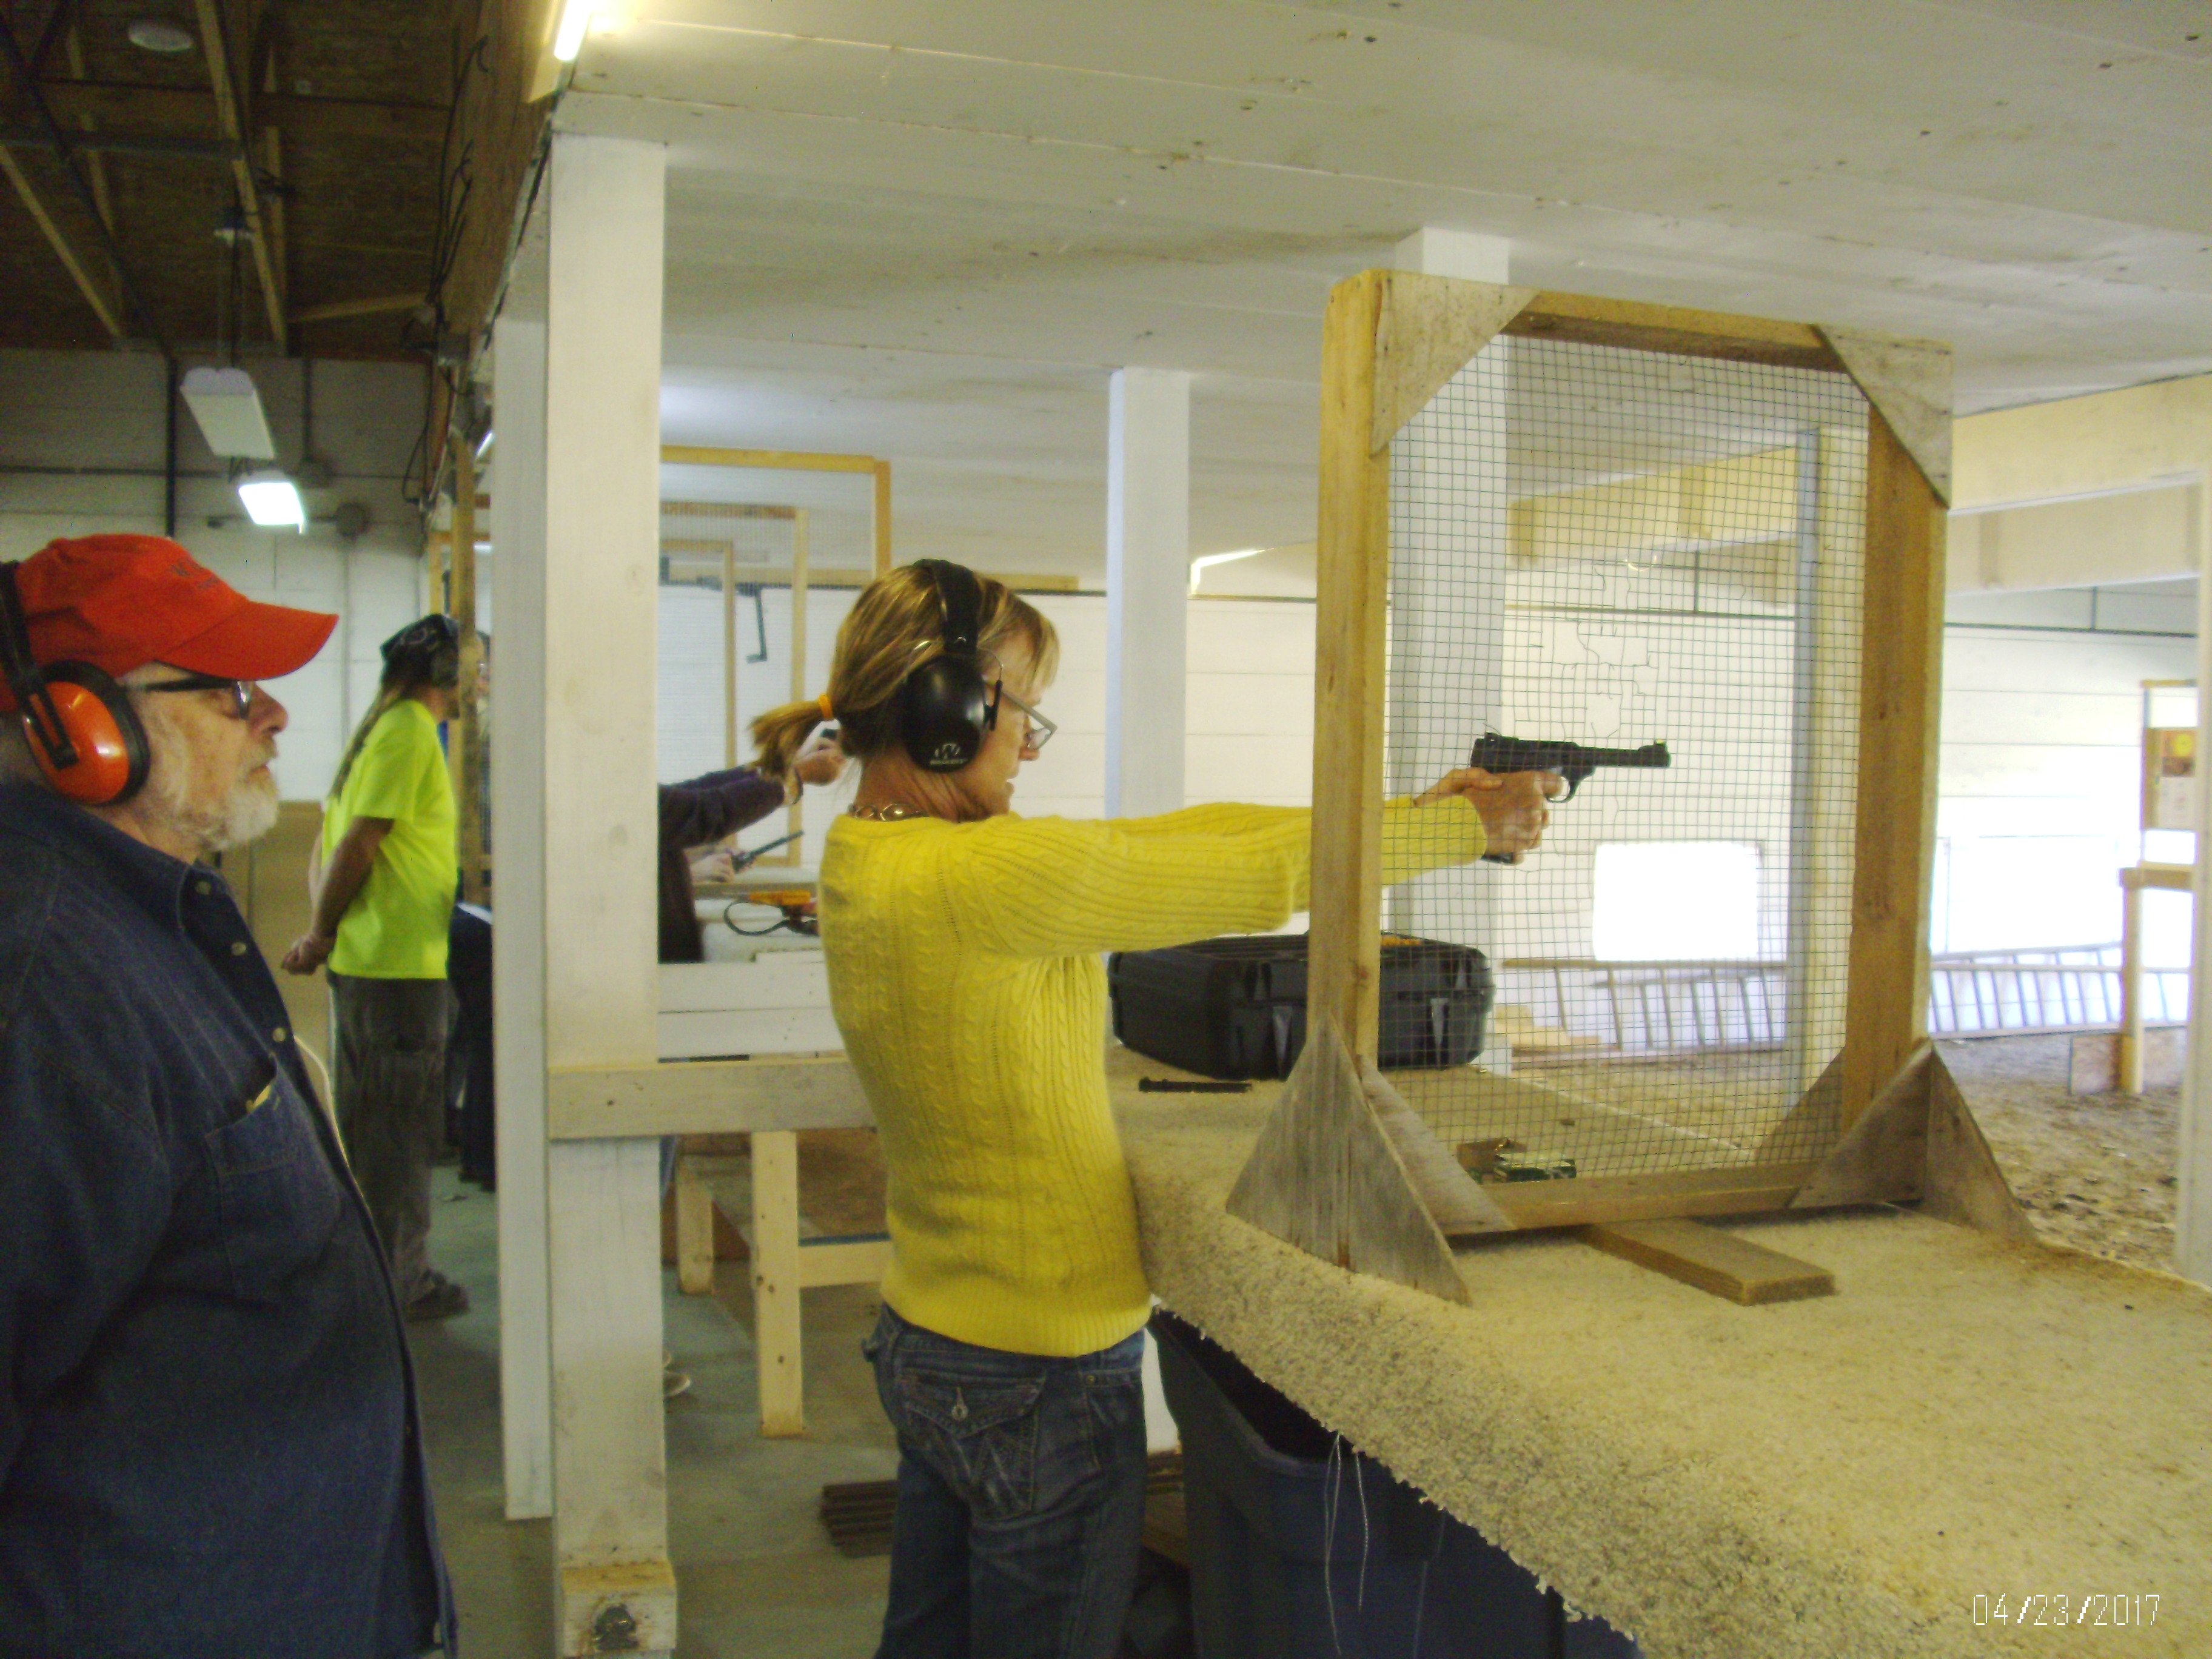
323, 698, 457, 979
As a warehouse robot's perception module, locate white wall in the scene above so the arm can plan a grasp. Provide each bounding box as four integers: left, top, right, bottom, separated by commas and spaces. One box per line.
1937, 583, 2197, 963
0, 348, 432, 802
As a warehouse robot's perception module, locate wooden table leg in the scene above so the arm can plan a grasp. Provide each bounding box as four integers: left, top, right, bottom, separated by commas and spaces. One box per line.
751, 1129, 805, 1436
674, 1142, 715, 1296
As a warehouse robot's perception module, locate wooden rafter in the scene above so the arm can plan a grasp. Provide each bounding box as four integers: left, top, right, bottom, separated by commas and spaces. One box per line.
0, 144, 122, 336
193, 0, 286, 350
61, 24, 114, 232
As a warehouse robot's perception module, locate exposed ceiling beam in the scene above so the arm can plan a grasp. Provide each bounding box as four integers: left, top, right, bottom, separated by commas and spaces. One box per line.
37, 81, 448, 145
0, 10, 166, 354
193, 0, 286, 351
0, 143, 121, 335
61, 23, 113, 232
0, 125, 236, 159
290, 292, 420, 325
27, 0, 76, 81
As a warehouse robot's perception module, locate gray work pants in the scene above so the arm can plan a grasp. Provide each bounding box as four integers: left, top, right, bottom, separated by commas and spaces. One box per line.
329, 971, 452, 1304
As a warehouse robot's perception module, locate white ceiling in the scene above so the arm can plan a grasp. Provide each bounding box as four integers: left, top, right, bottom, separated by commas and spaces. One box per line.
557, 0, 2212, 580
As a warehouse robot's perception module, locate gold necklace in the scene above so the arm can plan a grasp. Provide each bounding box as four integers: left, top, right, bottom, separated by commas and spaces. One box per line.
849, 802, 930, 822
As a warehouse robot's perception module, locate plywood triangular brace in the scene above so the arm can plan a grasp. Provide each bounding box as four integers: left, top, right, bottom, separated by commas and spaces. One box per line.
1372, 274, 1539, 451
1816, 325, 1954, 505
1924, 1057, 2038, 1242
1227, 1017, 1470, 1303
1362, 1062, 1515, 1238
1791, 1042, 1932, 1209
1790, 1045, 2036, 1242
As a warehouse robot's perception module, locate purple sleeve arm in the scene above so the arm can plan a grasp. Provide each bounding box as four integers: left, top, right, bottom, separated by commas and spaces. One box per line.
657, 768, 786, 853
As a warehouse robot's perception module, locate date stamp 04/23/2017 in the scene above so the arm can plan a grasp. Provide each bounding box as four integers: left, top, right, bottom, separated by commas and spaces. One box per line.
1973, 1594, 2159, 1629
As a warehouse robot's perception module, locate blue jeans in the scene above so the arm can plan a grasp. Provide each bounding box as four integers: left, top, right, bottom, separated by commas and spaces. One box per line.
864, 1305, 1148, 1659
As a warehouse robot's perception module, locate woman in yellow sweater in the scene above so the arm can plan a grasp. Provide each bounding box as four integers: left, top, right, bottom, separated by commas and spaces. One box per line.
752, 561, 1553, 1659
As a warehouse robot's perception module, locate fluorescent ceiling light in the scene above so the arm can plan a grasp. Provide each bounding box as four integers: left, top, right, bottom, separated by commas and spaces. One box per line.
237, 471, 306, 531
475, 426, 495, 459
553, 0, 595, 59
1189, 547, 1265, 593
179, 366, 276, 460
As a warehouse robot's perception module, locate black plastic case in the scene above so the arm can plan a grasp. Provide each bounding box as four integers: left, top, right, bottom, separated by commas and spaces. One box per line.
1107, 933, 1492, 1080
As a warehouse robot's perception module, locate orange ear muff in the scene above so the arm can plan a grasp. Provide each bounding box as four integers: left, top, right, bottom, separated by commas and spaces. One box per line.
26, 663, 149, 805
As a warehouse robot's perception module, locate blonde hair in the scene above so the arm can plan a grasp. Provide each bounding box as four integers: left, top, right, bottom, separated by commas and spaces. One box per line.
749, 564, 1059, 783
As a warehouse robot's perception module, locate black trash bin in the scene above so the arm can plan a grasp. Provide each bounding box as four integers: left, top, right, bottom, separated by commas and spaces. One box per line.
1151, 1310, 1638, 1659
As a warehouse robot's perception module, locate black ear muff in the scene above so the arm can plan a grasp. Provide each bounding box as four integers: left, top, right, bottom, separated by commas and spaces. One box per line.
899, 561, 996, 773
29, 663, 150, 806
1, 560, 152, 807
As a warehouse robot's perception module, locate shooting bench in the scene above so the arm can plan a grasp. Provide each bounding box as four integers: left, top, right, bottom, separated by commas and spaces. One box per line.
1110, 1044, 2209, 1658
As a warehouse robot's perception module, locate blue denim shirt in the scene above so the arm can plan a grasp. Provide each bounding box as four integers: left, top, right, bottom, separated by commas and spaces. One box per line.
0, 783, 452, 1658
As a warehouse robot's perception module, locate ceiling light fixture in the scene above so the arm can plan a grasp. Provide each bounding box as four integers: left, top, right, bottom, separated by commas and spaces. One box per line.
179, 366, 277, 460
126, 18, 195, 53
237, 471, 307, 531
1189, 547, 1265, 593
552, 0, 597, 61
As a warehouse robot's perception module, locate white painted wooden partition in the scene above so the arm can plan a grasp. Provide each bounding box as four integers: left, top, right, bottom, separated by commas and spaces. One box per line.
491, 221, 553, 1522
540, 133, 675, 1657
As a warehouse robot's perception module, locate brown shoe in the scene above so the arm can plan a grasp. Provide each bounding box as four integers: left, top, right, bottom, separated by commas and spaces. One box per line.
405, 1272, 471, 1322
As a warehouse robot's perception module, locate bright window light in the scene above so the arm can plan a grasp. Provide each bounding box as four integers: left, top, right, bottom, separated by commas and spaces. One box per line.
1189, 547, 1264, 593
1593, 841, 1760, 961
553, 0, 595, 59
237, 470, 306, 531
179, 366, 276, 460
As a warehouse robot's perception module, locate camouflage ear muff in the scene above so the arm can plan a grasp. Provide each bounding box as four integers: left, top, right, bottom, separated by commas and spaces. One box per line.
380, 614, 462, 689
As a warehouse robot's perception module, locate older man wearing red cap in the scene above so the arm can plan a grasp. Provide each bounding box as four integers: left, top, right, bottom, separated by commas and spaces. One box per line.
0, 536, 454, 1657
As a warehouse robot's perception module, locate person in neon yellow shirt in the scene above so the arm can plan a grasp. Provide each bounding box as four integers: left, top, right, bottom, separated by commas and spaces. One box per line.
750, 562, 1557, 1658
284, 615, 481, 1321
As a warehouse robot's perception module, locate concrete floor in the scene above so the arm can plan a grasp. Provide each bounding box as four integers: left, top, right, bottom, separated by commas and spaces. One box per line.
407, 1166, 896, 1657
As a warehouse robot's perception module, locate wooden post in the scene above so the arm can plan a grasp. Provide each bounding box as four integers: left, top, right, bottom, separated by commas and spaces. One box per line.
1840, 410, 1947, 1128
2122, 871, 2147, 1095
451, 437, 485, 905
426, 525, 447, 616
1308, 271, 1393, 1061
722, 540, 737, 768
750, 1128, 805, 1436
783, 509, 808, 863
873, 460, 893, 575
674, 1149, 716, 1296
541, 133, 674, 1658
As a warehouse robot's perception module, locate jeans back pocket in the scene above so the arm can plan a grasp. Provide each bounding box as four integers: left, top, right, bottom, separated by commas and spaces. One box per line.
897, 1366, 1047, 1521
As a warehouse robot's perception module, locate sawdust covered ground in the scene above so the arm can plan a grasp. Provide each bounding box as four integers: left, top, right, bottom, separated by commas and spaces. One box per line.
1939, 1034, 2179, 1272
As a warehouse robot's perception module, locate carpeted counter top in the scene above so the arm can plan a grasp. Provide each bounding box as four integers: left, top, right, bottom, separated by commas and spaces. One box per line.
1109, 1048, 2211, 1659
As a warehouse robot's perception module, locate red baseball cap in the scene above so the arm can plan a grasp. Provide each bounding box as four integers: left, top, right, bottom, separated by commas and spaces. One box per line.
2, 534, 337, 711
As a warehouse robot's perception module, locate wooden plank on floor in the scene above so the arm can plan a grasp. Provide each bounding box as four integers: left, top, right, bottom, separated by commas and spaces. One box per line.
1584, 1217, 1835, 1305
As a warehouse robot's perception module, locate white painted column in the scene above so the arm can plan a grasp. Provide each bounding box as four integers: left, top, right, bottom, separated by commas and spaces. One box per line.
1387, 230, 1515, 1068
2178, 472, 2212, 1285
540, 133, 674, 1656
490, 207, 552, 1521
1105, 367, 1190, 819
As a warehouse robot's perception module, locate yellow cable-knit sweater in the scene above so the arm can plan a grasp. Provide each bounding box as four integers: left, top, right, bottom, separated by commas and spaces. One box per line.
817, 797, 1489, 1357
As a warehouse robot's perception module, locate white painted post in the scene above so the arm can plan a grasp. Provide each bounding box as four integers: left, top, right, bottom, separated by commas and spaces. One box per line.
1389, 230, 1515, 1071
2178, 471, 2212, 1284
490, 212, 552, 1521
1105, 367, 1190, 819
1105, 366, 1192, 1452
540, 133, 675, 1656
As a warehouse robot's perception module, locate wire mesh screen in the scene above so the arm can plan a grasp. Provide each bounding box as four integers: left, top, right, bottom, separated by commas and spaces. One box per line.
1382, 336, 1869, 1180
